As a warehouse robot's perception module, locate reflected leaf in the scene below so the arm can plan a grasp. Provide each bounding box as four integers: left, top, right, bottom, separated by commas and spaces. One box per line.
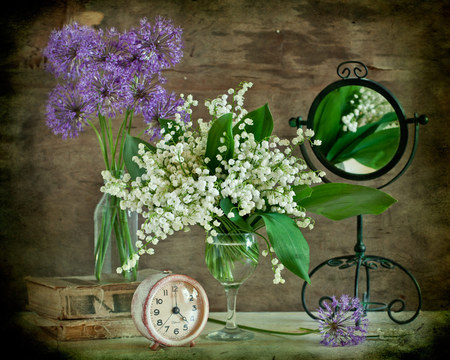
337, 127, 400, 170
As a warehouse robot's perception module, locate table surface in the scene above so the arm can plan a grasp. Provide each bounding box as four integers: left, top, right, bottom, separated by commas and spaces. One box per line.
14, 311, 449, 359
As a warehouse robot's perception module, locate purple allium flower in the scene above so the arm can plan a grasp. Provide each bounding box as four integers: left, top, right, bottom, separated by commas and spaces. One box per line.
79, 68, 131, 118
316, 295, 368, 347
122, 16, 183, 76
143, 91, 188, 141
88, 27, 130, 74
43, 22, 101, 80
128, 74, 165, 114
46, 83, 96, 139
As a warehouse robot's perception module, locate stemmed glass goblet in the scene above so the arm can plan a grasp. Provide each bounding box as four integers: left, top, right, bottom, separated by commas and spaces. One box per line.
205, 232, 259, 341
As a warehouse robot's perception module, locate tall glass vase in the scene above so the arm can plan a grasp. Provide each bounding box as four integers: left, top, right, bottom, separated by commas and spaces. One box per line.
94, 191, 138, 282
205, 232, 259, 341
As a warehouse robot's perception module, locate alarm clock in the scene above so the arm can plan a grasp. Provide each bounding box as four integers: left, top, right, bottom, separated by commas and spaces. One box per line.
131, 270, 209, 349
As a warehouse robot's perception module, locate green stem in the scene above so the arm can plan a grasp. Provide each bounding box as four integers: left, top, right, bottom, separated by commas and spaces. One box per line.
87, 119, 109, 170
114, 110, 129, 170
98, 114, 112, 169
118, 110, 134, 170
207, 317, 319, 336
95, 195, 118, 280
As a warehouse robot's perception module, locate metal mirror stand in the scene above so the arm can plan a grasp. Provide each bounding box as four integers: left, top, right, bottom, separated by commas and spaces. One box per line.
289, 61, 428, 324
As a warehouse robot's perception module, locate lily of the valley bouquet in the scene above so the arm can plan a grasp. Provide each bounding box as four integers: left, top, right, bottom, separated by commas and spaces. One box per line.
101, 82, 396, 283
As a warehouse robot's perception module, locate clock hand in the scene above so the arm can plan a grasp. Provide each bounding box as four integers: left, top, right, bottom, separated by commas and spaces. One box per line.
171, 286, 188, 322
172, 306, 189, 322
159, 313, 173, 330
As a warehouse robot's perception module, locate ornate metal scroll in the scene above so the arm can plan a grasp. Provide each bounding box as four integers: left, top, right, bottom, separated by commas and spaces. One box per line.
337, 61, 368, 79
302, 254, 422, 324
301, 216, 422, 325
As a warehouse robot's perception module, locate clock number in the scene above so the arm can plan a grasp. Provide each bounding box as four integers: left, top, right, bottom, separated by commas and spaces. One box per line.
172, 285, 178, 292
157, 319, 163, 326
192, 305, 197, 311
163, 289, 168, 296
165, 326, 170, 333
183, 324, 188, 331
155, 298, 163, 304
190, 315, 195, 321
174, 328, 179, 335
154, 309, 160, 315
189, 294, 194, 302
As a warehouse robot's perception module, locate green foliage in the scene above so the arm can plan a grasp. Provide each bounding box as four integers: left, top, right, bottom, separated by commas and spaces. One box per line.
158, 118, 183, 143
123, 134, 155, 180
315, 86, 400, 171
258, 213, 311, 283
233, 103, 274, 141
205, 113, 234, 171
297, 183, 397, 221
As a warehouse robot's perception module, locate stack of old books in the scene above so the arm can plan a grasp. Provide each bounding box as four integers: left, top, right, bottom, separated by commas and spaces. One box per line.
25, 269, 159, 340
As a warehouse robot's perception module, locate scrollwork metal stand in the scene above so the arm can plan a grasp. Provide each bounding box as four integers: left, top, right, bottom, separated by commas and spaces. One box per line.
301, 215, 422, 324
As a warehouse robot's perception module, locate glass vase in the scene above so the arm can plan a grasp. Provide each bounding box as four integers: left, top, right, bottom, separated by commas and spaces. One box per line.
205, 232, 259, 341
94, 191, 138, 282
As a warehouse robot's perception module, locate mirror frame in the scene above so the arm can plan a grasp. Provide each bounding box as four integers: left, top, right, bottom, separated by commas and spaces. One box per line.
302, 77, 409, 181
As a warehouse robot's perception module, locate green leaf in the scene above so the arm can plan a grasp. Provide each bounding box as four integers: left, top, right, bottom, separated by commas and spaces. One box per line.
219, 198, 253, 232
158, 118, 183, 143
326, 112, 398, 164
233, 103, 273, 142
258, 213, 310, 283
337, 128, 400, 169
205, 113, 234, 171
297, 183, 397, 221
292, 184, 313, 204
123, 134, 155, 180
314, 86, 356, 154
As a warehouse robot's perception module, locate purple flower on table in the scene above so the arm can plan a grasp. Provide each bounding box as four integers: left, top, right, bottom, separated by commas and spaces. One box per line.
43, 22, 101, 80
317, 295, 368, 347
143, 91, 188, 141
46, 82, 95, 139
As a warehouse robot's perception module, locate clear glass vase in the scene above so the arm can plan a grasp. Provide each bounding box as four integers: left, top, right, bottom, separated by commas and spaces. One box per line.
205, 232, 259, 341
94, 191, 138, 282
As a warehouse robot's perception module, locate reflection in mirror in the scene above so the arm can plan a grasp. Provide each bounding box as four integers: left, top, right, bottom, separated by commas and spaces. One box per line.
313, 86, 400, 175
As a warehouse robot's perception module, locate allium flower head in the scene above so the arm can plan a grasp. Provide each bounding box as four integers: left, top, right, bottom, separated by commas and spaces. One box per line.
79, 68, 131, 118
43, 22, 101, 80
317, 295, 368, 347
89, 27, 129, 74
128, 74, 165, 114
46, 83, 96, 139
123, 16, 183, 75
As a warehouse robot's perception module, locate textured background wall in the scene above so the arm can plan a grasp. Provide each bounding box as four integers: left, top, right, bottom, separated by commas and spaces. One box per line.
1, 0, 449, 317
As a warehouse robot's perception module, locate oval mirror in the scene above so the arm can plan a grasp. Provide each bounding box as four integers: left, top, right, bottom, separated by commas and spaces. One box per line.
305, 78, 408, 181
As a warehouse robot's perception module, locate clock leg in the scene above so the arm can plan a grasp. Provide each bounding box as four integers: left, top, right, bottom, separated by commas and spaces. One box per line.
149, 341, 160, 351
190, 341, 195, 347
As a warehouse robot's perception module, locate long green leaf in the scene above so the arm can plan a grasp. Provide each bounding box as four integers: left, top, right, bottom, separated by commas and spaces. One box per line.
335, 128, 400, 169
292, 184, 313, 204
205, 113, 234, 171
233, 103, 273, 142
258, 213, 310, 283
297, 183, 397, 221
123, 134, 155, 180
326, 112, 398, 163
314, 86, 356, 154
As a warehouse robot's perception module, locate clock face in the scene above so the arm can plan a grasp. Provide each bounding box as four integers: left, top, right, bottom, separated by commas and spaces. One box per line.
142, 274, 209, 346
